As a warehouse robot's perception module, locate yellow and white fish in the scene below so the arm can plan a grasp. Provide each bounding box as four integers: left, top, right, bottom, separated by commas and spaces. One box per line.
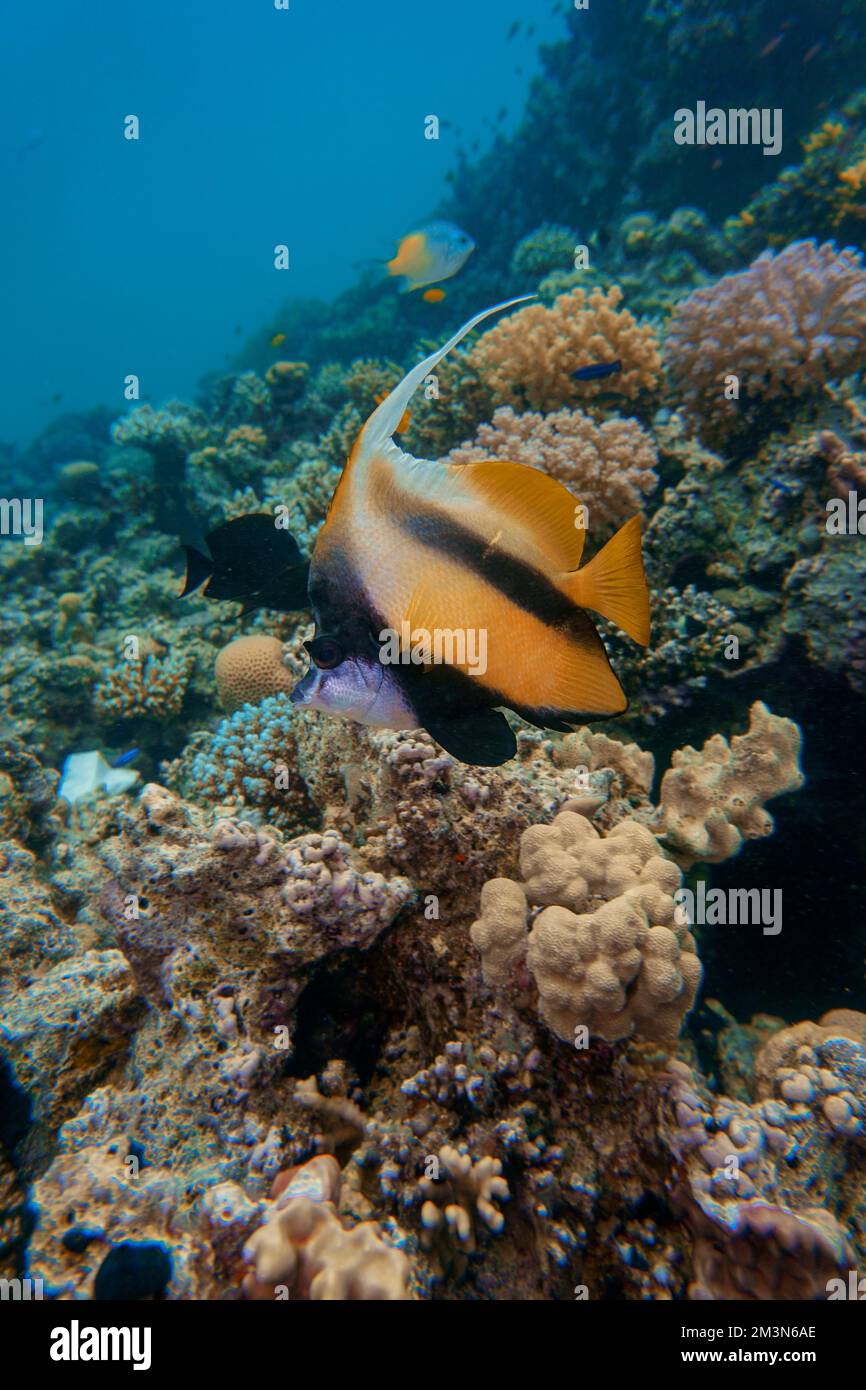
184, 298, 650, 765
386, 220, 476, 293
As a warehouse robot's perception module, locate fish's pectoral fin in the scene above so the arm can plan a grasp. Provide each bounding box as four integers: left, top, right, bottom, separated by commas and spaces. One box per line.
180, 544, 213, 597
422, 707, 517, 767
568, 515, 651, 646
454, 458, 586, 568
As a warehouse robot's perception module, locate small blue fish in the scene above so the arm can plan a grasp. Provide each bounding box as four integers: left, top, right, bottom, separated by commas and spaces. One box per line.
767, 478, 795, 496
112, 748, 140, 768
572, 360, 623, 382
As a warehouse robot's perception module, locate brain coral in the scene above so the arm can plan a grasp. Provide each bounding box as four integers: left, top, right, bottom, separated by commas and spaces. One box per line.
215, 635, 295, 712
666, 240, 866, 442
471, 811, 701, 1045
447, 405, 658, 533
467, 285, 662, 413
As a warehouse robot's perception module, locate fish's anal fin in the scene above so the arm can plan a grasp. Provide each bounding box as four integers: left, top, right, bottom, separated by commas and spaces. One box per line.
455, 459, 586, 570
568, 515, 651, 646
422, 708, 517, 766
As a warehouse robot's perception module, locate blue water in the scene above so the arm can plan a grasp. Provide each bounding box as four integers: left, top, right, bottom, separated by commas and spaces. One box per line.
1, 0, 563, 447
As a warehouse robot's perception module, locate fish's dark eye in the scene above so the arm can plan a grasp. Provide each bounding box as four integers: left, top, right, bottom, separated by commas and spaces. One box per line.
306, 636, 344, 670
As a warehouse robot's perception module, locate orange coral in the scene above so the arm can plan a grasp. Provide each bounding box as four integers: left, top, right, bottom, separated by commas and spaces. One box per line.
465, 286, 662, 414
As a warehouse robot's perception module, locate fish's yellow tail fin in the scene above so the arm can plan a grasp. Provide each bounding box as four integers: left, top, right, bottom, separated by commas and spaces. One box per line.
567, 515, 651, 646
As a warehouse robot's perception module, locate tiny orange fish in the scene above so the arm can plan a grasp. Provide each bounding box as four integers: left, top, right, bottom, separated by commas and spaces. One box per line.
423, 288, 447, 304
270, 332, 286, 348
802, 43, 823, 64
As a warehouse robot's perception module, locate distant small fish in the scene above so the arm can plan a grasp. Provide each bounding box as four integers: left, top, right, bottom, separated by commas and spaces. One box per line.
423, 288, 447, 303
802, 42, 823, 64
386, 221, 475, 294
767, 478, 795, 496
759, 33, 785, 58
270, 332, 286, 348
112, 748, 141, 768
507, 20, 520, 40
51, 392, 63, 405
181, 514, 309, 614
711, 158, 724, 171
572, 360, 623, 382
234, 324, 242, 337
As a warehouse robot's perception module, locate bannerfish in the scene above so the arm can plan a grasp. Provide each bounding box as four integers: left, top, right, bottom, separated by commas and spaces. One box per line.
184, 299, 650, 765
180, 513, 309, 614
386, 221, 476, 294
572, 360, 623, 382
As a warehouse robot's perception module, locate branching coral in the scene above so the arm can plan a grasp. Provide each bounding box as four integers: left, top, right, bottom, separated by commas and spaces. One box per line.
666, 240, 866, 442
660, 1029, 865, 1300
93, 652, 194, 720
466, 286, 662, 413
447, 405, 658, 532
187, 694, 316, 832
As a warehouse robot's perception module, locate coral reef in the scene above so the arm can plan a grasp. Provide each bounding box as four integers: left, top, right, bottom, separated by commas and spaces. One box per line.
472, 812, 701, 1045
466, 286, 662, 415
666, 240, 866, 444
447, 406, 658, 533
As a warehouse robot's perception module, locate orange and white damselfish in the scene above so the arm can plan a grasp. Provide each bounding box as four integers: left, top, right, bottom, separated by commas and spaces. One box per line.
289, 297, 651, 765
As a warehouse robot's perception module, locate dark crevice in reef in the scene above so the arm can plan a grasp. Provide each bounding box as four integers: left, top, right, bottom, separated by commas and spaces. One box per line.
665, 642, 866, 1026
284, 952, 401, 1086
0, 1056, 32, 1157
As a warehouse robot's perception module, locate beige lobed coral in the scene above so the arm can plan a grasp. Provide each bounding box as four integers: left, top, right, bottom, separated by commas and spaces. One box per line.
447, 405, 658, 532
472, 812, 701, 1045
666, 239, 866, 441
466, 285, 662, 413
652, 700, 805, 869
243, 1156, 411, 1300
215, 634, 295, 712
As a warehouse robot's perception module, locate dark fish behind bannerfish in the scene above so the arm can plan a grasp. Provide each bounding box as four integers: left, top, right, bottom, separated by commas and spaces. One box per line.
180, 514, 309, 613
185, 300, 650, 766
572, 360, 623, 382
